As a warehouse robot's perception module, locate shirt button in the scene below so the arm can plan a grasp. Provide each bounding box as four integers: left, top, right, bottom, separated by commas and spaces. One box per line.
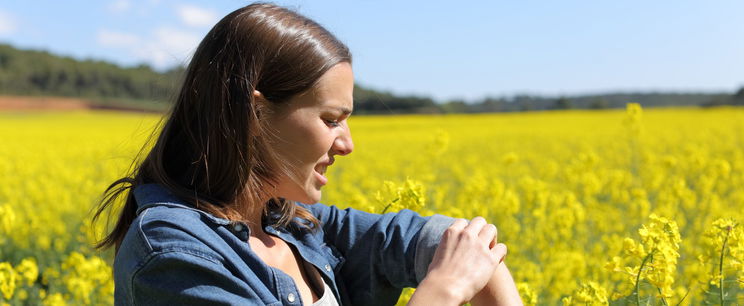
324, 264, 332, 272
233, 223, 243, 231
287, 293, 296, 303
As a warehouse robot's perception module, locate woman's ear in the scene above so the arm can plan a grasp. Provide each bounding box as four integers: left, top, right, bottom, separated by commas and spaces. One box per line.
253, 90, 266, 104
252, 90, 269, 117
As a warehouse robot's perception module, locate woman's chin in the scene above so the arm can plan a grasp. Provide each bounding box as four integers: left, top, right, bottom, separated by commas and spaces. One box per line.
305, 192, 322, 204
285, 190, 321, 204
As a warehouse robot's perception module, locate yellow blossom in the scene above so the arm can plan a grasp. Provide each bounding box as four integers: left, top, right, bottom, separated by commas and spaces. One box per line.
4, 107, 744, 304
42, 293, 68, 306
375, 179, 426, 213
610, 214, 681, 300
562, 281, 608, 305
517, 282, 538, 306
15, 258, 38, 286
0, 262, 16, 300
60, 252, 113, 304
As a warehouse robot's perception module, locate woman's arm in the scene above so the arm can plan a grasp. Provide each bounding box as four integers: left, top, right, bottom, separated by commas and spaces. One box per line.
303, 203, 458, 305
407, 218, 512, 306
303, 203, 453, 281
470, 262, 523, 306
303, 203, 520, 305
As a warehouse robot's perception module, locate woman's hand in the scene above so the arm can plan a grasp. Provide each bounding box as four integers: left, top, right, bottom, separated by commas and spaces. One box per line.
408, 217, 507, 305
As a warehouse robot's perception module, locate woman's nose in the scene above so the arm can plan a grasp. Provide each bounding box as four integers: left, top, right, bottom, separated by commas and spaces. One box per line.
332, 129, 354, 156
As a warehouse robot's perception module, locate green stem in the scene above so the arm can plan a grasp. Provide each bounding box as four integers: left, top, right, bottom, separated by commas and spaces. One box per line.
656, 287, 668, 306
674, 287, 690, 306
380, 197, 400, 214
636, 250, 654, 306
719, 228, 731, 306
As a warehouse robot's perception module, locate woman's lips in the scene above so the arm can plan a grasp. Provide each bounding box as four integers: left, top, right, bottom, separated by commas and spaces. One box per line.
314, 160, 332, 186
314, 169, 328, 185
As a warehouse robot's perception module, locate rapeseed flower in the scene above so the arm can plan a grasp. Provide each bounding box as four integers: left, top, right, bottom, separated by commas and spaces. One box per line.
375, 179, 425, 213
3, 108, 744, 304
15, 258, 38, 286
611, 214, 681, 300
0, 262, 16, 300
517, 282, 538, 306
561, 281, 608, 305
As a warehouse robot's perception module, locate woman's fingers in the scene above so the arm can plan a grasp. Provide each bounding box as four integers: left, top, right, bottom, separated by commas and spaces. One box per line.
463, 217, 486, 243
443, 218, 468, 241
449, 218, 469, 232
424, 217, 506, 303
492, 243, 507, 263
462, 216, 497, 248
479, 223, 498, 248
445, 217, 499, 251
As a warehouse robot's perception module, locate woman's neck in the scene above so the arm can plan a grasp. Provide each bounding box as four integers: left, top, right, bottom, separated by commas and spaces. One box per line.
235, 193, 272, 237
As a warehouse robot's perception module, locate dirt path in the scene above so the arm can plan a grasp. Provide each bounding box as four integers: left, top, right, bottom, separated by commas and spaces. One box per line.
0, 96, 91, 111
0, 96, 164, 113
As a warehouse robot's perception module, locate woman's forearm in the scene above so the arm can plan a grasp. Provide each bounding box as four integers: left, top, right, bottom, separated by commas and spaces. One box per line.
407, 276, 463, 306
470, 262, 523, 306
408, 217, 508, 306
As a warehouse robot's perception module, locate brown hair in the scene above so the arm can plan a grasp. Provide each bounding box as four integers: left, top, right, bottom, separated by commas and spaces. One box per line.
93, 2, 352, 252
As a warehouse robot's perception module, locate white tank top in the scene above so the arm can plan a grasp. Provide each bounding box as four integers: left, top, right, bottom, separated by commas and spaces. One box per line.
302, 260, 339, 306
311, 281, 339, 306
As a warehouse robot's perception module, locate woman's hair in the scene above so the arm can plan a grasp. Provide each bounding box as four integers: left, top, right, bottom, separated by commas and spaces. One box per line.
93, 2, 352, 252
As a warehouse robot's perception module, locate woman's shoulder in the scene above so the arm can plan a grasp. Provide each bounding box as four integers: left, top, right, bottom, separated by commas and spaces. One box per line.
124, 184, 233, 249
115, 204, 229, 269
112, 203, 272, 305
139, 204, 227, 248
114, 183, 241, 280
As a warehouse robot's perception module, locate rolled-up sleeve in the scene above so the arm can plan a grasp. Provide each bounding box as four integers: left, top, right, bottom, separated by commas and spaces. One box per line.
413, 214, 456, 282
302, 204, 455, 305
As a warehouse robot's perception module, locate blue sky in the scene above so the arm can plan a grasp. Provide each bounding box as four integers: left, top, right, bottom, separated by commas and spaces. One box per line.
0, 0, 742, 101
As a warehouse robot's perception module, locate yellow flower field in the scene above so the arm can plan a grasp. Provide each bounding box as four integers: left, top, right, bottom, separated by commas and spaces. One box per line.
1, 106, 743, 305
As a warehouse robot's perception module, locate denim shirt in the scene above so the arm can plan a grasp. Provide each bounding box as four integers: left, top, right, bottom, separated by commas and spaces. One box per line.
114, 184, 455, 306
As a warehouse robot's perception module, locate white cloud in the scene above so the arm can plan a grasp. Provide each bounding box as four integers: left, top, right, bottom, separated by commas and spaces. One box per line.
137, 26, 200, 67
108, 0, 131, 13
97, 29, 140, 47
97, 26, 200, 69
153, 26, 200, 53
0, 9, 17, 35
177, 4, 218, 28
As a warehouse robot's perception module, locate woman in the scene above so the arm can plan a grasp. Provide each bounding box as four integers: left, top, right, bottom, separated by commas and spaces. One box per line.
94, 3, 521, 305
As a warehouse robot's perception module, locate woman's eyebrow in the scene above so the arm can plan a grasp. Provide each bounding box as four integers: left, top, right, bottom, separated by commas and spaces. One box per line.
327, 106, 353, 115
339, 107, 353, 115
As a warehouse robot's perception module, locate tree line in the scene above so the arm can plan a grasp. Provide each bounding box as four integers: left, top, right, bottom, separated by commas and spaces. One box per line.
0, 43, 741, 113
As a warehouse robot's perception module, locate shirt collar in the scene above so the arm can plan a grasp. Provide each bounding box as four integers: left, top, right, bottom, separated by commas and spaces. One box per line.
133, 183, 184, 208
132, 183, 231, 226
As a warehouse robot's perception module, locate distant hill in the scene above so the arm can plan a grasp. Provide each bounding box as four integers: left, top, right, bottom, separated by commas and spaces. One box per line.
0, 43, 740, 113
448, 92, 736, 113
0, 43, 182, 111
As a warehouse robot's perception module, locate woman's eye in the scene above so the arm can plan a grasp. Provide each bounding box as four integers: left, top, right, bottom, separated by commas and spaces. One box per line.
325, 119, 340, 127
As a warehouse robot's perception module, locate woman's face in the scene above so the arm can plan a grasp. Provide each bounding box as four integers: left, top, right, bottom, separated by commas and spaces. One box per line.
262, 62, 354, 204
